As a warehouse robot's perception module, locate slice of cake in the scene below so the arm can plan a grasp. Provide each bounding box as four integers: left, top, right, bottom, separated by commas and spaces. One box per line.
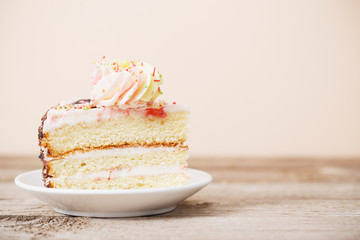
38, 58, 190, 189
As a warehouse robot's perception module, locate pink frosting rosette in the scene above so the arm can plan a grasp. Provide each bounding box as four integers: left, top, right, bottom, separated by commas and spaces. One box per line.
91, 58, 163, 107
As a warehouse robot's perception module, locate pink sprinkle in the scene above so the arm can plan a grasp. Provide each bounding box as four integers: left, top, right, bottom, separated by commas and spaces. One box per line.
108, 170, 113, 181
173, 102, 176, 104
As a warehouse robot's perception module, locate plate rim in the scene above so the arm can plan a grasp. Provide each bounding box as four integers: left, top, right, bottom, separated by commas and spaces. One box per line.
15, 168, 212, 195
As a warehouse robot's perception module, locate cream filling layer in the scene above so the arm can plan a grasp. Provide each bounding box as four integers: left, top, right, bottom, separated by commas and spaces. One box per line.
51, 165, 187, 181
43, 104, 190, 133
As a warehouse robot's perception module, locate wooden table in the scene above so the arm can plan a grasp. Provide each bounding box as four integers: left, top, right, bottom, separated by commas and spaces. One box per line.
1, 156, 359, 240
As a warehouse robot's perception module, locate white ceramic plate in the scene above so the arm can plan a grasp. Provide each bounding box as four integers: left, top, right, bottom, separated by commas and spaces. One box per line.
15, 168, 212, 217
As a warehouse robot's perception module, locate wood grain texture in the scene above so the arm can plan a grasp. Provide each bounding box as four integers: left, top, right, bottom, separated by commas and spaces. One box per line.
0, 156, 360, 240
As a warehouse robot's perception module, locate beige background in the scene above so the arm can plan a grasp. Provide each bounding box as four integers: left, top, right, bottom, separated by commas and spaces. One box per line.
0, 0, 359, 157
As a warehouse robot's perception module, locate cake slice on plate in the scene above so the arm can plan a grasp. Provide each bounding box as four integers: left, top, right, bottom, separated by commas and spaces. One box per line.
38, 58, 190, 189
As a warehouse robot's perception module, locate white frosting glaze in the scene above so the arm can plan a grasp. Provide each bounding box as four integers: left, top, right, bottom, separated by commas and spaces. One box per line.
42, 103, 189, 133
44, 107, 125, 132
163, 104, 190, 113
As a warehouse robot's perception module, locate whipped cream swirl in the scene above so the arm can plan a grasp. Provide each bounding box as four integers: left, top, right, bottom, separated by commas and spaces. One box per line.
91, 58, 163, 107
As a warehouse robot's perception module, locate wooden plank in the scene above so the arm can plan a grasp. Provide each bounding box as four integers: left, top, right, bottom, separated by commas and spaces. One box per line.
0, 156, 360, 240
1, 182, 360, 215
1, 182, 360, 240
